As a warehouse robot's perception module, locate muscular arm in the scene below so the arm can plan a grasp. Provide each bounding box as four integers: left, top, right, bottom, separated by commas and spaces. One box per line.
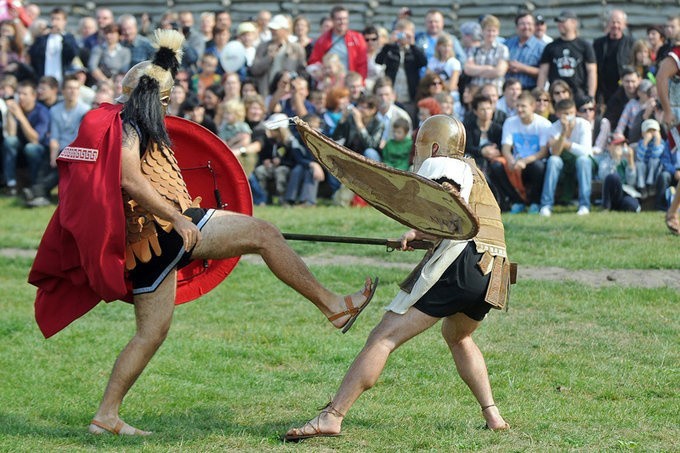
120, 125, 201, 250
586, 62, 597, 98
657, 57, 677, 126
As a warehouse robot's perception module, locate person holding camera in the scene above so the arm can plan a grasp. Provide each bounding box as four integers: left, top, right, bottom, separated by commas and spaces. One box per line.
375, 19, 427, 122
28, 7, 79, 85
250, 14, 306, 97
331, 93, 384, 162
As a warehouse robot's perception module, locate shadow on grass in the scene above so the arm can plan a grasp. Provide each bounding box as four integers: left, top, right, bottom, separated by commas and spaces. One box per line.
0, 408, 306, 446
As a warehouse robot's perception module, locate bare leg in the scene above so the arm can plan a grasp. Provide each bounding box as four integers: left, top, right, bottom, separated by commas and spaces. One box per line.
285, 309, 438, 439
441, 313, 508, 430
192, 211, 374, 328
89, 271, 178, 435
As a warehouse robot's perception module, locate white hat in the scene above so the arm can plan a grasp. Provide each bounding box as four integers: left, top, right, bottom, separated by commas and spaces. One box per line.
268, 14, 290, 31
237, 21, 257, 35
641, 118, 660, 132
264, 113, 289, 129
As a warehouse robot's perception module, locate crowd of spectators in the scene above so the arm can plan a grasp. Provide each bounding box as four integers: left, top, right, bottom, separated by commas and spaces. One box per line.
0, 2, 678, 214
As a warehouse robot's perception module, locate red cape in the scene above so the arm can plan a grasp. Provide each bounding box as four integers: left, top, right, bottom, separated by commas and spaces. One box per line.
29, 103, 129, 338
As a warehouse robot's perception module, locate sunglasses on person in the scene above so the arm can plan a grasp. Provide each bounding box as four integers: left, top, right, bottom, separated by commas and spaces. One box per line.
364, 35, 378, 42
431, 80, 443, 86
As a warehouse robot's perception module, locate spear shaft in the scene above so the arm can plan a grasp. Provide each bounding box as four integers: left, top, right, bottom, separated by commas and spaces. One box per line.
282, 233, 434, 250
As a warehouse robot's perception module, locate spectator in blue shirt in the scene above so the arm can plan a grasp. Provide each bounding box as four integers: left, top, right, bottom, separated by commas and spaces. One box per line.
2, 80, 50, 194
505, 12, 546, 90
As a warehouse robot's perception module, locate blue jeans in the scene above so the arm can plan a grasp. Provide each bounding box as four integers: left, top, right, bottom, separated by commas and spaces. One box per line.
540, 152, 592, 209
2, 136, 46, 186
284, 164, 319, 205
363, 147, 382, 162
248, 174, 267, 206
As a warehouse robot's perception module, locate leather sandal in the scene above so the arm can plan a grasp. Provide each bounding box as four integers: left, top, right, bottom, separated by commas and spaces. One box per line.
283, 402, 344, 442
481, 404, 510, 431
328, 277, 379, 333
89, 419, 151, 436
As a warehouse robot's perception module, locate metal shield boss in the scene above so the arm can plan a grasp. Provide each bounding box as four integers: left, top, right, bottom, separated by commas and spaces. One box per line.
293, 117, 478, 240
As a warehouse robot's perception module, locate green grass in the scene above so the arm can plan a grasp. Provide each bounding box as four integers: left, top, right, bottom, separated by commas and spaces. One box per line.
0, 198, 678, 451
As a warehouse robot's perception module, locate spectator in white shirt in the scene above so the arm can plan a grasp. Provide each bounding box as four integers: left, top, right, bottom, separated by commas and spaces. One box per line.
539, 98, 593, 216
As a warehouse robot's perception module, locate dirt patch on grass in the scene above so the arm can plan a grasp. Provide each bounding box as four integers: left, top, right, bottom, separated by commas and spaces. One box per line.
242, 255, 680, 290
6, 248, 678, 290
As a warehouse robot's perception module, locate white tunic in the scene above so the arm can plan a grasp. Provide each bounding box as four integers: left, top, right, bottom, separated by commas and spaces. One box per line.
385, 157, 474, 314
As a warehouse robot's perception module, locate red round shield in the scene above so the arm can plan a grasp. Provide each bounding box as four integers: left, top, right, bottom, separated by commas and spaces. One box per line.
166, 116, 253, 304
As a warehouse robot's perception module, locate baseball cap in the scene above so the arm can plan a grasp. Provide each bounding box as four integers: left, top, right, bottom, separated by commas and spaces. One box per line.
555, 10, 578, 22
535, 14, 545, 25
237, 21, 257, 35
268, 14, 290, 31
641, 118, 660, 132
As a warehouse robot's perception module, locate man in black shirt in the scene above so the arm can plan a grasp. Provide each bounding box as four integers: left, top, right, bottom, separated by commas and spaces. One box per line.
537, 10, 597, 100
593, 9, 634, 104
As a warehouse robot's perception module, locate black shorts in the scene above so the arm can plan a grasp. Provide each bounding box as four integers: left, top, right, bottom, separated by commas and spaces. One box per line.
128, 208, 215, 295
413, 242, 494, 321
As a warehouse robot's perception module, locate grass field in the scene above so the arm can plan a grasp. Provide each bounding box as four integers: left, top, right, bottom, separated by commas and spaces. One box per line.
0, 198, 678, 452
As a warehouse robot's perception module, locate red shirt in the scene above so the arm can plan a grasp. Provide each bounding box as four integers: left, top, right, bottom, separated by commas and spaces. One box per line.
308, 29, 367, 79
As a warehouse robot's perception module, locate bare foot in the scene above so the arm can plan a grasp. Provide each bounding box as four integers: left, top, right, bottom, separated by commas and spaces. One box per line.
284, 404, 344, 442
327, 277, 378, 332
89, 418, 152, 436
482, 404, 510, 431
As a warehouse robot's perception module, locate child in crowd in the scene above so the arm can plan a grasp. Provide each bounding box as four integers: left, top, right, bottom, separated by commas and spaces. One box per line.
636, 118, 668, 197
253, 113, 295, 204
191, 53, 222, 102
218, 98, 252, 150
382, 118, 412, 170
599, 137, 640, 212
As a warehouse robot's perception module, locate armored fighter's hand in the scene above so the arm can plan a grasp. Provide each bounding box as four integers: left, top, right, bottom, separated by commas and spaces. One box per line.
399, 229, 438, 251
172, 213, 201, 251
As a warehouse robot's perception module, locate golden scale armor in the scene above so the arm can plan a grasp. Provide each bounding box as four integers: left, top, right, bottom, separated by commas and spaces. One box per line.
123, 143, 201, 270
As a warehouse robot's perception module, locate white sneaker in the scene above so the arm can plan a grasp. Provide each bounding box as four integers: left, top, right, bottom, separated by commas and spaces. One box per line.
539, 206, 551, 217
577, 206, 590, 216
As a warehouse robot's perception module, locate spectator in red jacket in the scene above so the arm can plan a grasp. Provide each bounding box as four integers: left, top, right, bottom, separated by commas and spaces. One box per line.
307, 5, 367, 79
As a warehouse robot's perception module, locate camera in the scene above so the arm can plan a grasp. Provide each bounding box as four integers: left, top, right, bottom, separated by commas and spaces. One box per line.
289, 71, 298, 81
3, 94, 13, 101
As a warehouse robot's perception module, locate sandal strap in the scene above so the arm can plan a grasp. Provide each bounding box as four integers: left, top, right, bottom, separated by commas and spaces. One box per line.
327, 280, 372, 322
327, 296, 358, 321
90, 419, 124, 435
481, 404, 496, 412
320, 401, 345, 418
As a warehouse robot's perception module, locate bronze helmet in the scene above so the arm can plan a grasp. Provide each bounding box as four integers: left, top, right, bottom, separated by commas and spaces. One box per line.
412, 115, 466, 172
